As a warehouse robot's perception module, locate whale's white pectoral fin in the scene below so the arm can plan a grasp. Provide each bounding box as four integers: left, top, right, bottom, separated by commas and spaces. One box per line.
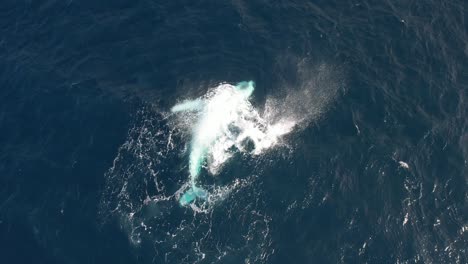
171, 99, 204, 113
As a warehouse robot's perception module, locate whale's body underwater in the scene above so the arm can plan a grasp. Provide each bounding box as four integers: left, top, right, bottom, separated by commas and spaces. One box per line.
172, 81, 294, 206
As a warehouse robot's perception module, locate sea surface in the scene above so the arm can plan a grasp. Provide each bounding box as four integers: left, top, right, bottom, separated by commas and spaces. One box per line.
0, 1, 467, 263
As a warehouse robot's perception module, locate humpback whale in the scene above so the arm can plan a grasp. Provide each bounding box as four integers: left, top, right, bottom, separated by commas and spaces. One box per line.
171, 81, 255, 205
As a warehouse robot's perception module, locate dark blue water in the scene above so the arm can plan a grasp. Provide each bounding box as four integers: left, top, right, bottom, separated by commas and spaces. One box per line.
1, 1, 466, 263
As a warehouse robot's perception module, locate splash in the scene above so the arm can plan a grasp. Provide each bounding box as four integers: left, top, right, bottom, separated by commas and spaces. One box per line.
172, 81, 295, 206
100, 60, 341, 262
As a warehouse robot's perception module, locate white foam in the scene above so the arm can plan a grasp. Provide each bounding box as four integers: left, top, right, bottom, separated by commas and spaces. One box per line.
192, 83, 295, 178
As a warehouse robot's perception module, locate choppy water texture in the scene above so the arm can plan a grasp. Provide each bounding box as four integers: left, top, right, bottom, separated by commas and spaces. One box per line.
1, 1, 467, 263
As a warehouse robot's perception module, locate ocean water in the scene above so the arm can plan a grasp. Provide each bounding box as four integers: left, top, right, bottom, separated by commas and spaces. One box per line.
0, 1, 466, 263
